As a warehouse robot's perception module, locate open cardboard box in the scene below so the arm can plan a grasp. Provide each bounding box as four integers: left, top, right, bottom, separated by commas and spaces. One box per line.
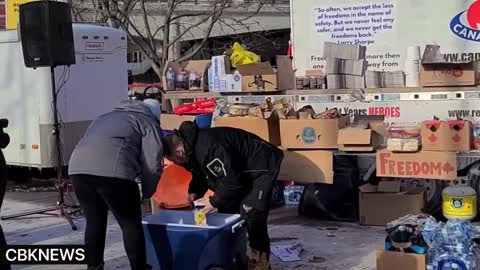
377, 250, 426, 270
280, 115, 350, 149
236, 62, 278, 92
236, 56, 294, 92
421, 119, 473, 151
337, 115, 386, 152
162, 60, 211, 91
420, 63, 476, 87
214, 111, 281, 145
420, 45, 476, 87
359, 182, 425, 226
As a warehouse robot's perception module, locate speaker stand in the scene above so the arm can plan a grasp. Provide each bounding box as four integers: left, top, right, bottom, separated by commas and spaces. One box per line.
1, 66, 81, 231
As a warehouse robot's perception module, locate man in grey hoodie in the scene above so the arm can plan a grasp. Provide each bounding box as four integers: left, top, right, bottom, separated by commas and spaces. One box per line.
68, 99, 164, 270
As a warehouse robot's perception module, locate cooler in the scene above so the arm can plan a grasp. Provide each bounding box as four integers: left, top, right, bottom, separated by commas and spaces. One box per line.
142, 210, 247, 270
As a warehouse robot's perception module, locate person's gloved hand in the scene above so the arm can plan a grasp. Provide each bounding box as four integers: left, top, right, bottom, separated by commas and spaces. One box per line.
201, 199, 217, 214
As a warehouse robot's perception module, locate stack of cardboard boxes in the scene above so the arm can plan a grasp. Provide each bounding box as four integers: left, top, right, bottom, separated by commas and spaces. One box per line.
215, 106, 353, 185
373, 119, 473, 269
366, 119, 471, 228
277, 113, 352, 184
375, 119, 470, 186
323, 42, 367, 89
376, 119, 471, 180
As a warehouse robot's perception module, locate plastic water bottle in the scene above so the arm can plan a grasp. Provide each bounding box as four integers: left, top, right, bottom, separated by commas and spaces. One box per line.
189, 71, 199, 90
166, 67, 175, 90
283, 185, 304, 205
423, 219, 478, 270
208, 66, 213, 91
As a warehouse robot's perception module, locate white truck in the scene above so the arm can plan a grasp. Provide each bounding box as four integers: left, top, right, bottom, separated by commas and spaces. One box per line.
0, 24, 128, 169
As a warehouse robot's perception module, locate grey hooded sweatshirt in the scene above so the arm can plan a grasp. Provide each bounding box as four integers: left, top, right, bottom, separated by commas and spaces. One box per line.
68, 100, 163, 198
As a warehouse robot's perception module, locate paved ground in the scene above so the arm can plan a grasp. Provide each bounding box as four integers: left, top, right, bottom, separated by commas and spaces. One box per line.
0, 192, 383, 270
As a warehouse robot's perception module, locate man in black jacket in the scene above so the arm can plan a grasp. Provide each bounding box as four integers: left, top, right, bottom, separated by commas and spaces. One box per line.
164, 121, 283, 270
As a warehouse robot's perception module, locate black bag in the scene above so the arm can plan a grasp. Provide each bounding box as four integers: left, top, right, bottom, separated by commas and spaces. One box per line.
298, 156, 360, 222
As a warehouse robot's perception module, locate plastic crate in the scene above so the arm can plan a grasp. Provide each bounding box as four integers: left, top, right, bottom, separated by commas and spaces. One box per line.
143, 210, 247, 270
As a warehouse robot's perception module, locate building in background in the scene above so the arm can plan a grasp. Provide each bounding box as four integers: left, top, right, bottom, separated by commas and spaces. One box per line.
123, 0, 291, 84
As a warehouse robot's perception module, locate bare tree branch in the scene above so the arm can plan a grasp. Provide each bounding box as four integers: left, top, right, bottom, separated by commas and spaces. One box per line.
71, 0, 268, 79
139, 0, 156, 54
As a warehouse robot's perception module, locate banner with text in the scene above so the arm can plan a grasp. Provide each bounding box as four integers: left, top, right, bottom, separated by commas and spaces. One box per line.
291, 0, 480, 75
376, 150, 457, 180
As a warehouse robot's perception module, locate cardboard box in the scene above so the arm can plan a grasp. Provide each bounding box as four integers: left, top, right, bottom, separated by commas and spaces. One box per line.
211, 55, 231, 76
237, 62, 278, 92
278, 150, 334, 184
337, 116, 386, 152
421, 120, 473, 151
225, 73, 242, 92
305, 70, 323, 77
280, 115, 350, 149
232, 56, 293, 92
420, 63, 476, 87
162, 60, 211, 91
214, 113, 280, 145
276, 55, 295, 91
377, 250, 426, 270
376, 150, 457, 180
359, 182, 425, 226
208, 56, 232, 92
161, 114, 196, 131
210, 71, 227, 92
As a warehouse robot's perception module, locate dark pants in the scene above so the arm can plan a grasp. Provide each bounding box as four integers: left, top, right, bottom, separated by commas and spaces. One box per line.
218, 166, 281, 254
0, 151, 10, 270
71, 175, 146, 270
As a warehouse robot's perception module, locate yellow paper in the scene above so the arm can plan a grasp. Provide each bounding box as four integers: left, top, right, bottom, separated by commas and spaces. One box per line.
194, 209, 207, 226
6, 0, 38, 30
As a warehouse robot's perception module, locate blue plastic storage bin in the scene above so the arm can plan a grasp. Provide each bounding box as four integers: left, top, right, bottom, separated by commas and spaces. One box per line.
143, 210, 247, 270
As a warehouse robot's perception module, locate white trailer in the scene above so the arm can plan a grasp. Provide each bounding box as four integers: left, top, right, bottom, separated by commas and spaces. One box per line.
290, 0, 480, 76
282, 0, 480, 212
0, 24, 128, 168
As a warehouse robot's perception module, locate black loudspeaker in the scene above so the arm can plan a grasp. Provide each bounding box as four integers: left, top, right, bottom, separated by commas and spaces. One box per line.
19, 1, 75, 68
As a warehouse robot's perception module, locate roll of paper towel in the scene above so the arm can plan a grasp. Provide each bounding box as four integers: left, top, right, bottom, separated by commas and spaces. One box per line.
407, 46, 421, 61
406, 73, 420, 87
404, 61, 420, 74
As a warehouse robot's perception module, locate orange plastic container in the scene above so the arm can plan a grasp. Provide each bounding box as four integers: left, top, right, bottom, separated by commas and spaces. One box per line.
152, 159, 214, 209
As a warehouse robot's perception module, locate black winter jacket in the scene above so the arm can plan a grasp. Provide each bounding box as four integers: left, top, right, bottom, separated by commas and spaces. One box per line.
176, 121, 283, 210
0, 130, 9, 150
